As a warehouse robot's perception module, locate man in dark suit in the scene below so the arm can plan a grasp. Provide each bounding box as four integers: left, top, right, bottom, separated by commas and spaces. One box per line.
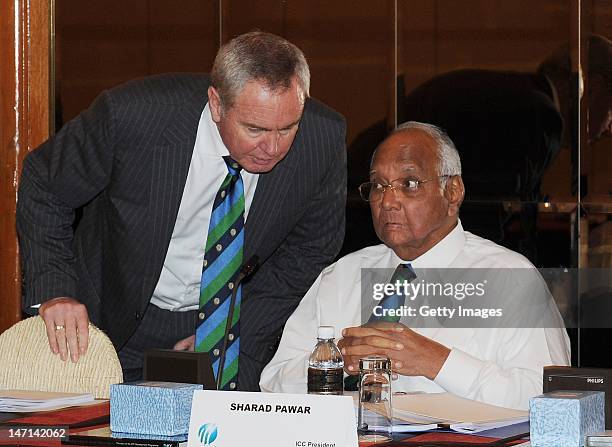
17, 31, 347, 390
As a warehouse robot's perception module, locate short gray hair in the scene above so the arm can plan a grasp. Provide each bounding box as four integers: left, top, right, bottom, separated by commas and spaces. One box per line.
211, 31, 310, 109
395, 121, 462, 187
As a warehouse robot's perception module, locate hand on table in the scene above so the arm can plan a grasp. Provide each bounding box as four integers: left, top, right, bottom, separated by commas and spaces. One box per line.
338, 322, 450, 380
39, 296, 89, 363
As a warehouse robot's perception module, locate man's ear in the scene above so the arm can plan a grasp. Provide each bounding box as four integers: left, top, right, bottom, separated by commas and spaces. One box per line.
208, 86, 223, 123
445, 175, 465, 217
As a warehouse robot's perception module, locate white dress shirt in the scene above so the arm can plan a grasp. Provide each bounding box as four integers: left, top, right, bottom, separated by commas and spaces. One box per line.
259, 221, 571, 410
150, 104, 259, 311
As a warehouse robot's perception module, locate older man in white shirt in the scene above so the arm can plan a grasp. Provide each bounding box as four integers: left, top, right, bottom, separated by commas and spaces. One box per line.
260, 121, 570, 410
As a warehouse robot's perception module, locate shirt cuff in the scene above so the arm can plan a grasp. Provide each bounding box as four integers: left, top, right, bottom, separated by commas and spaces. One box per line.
434, 348, 483, 397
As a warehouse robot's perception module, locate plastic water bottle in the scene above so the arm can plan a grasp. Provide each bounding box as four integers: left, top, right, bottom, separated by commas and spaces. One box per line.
307, 326, 344, 395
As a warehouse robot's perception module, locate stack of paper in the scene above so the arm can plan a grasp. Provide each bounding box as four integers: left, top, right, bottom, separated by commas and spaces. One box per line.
392, 392, 528, 433
0, 390, 95, 412
352, 391, 528, 433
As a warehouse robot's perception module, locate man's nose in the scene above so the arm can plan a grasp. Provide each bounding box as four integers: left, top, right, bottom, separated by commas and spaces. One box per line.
380, 185, 401, 210
260, 132, 280, 156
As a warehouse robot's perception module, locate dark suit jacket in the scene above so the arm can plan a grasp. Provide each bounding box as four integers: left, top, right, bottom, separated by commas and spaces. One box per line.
17, 73, 347, 390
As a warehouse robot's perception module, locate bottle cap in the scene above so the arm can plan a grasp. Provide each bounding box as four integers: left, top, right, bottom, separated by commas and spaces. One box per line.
317, 326, 335, 339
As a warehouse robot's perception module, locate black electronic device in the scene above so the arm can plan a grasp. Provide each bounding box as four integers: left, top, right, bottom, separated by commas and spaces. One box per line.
544, 366, 612, 428
143, 349, 215, 390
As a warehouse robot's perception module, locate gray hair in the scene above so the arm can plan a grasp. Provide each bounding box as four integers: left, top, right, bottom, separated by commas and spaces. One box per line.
394, 121, 462, 187
211, 31, 310, 109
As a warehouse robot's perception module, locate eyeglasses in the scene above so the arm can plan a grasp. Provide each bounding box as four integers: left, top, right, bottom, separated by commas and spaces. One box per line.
358, 176, 450, 202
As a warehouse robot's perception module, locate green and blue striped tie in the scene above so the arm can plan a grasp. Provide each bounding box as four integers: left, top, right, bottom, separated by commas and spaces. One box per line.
195, 156, 244, 390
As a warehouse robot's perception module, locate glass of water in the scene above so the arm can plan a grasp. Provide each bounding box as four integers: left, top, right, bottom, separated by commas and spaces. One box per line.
357, 355, 392, 443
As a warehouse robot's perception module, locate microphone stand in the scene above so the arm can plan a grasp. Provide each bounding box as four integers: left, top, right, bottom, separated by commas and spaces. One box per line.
216, 255, 259, 390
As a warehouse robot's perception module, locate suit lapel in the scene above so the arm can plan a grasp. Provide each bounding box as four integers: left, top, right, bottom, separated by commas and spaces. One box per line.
244, 142, 300, 262
144, 102, 204, 288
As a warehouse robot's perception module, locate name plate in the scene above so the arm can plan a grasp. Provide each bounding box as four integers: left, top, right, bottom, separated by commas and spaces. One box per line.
187, 391, 358, 447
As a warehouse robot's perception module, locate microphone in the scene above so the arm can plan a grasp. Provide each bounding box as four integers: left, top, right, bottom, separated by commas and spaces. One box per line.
216, 255, 260, 390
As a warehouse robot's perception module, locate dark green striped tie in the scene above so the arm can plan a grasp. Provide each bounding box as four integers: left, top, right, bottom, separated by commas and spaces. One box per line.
195, 156, 244, 390
369, 263, 416, 323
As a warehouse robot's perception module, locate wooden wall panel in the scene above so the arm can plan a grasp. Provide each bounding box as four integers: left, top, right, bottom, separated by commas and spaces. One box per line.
0, 0, 50, 334
56, 0, 219, 125
399, 0, 570, 92
56, 0, 149, 124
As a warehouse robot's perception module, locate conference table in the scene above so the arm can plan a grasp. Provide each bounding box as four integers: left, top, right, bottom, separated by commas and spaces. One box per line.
0, 400, 528, 446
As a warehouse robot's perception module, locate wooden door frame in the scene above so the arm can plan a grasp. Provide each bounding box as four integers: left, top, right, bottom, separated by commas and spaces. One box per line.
0, 0, 51, 333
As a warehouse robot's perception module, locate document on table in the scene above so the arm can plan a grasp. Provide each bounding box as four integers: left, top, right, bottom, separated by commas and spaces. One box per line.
352, 392, 528, 433
393, 392, 528, 433
0, 390, 95, 412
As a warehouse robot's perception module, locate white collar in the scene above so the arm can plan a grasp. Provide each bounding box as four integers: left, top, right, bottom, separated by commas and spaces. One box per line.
201, 103, 230, 158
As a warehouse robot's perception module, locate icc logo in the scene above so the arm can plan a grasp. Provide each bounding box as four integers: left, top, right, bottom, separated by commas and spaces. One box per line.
198, 423, 218, 446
